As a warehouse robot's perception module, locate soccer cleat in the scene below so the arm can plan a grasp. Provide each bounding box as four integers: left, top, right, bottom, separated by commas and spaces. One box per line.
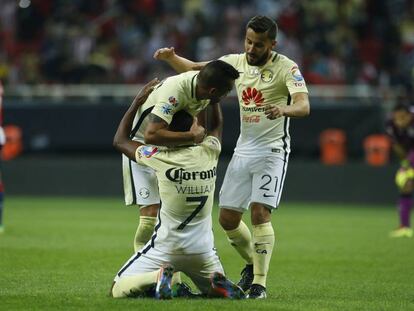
155, 264, 174, 299
171, 282, 201, 298
246, 284, 267, 299
237, 264, 254, 291
389, 227, 413, 238
210, 272, 245, 299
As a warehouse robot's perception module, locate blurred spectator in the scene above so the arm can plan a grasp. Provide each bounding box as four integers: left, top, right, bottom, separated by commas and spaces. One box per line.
0, 0, 411, 92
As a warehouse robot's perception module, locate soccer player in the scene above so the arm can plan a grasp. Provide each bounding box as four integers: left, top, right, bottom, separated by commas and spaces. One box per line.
386, 103, 414, 238
111, 78, 244, 299
154, 15, 310, 298
123, 60, 239, 253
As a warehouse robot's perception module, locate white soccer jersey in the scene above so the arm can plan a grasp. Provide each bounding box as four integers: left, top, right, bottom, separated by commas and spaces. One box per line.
220, 52, 308, 156
135, 136, 221, 254
129, 71, 210, 143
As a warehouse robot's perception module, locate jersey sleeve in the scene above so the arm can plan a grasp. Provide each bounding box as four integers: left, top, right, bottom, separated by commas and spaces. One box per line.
150, 78, 185, 124
135, 145, 162, 169
201, 136, 221, 158
285, 62, 309, 95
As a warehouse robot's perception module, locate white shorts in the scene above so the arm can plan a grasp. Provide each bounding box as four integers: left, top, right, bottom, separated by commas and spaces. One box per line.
122, 154, 160, 207
114, 245, 224, 294
219, 153, 289, 212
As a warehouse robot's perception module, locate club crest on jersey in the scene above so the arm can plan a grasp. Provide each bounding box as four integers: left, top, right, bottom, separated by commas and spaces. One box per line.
138, 187, 150, 199
261, 69, 274, 83
161, 104, 173, 115
291, 66, 304, 81
168, 96, 179, 106
139, 146, 159, 158
242, 87, 265, 106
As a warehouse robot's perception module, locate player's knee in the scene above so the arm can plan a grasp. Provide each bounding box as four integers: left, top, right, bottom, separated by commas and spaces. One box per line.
140, 203, 160, 217
219, 208, 242, 230
250, 203, 271, 225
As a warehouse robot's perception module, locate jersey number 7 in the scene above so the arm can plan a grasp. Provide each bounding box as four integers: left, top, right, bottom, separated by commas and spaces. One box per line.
177, 196, 208, 230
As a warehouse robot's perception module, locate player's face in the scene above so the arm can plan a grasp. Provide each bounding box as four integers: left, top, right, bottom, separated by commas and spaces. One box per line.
209, 82, 233, 102
394, 110, 412, 129
244, 28, 275, 66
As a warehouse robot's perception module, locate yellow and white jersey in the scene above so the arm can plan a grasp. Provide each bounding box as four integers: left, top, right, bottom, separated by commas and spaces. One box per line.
135, 136, 221, 254
129, 71, 210, 143
220, 52, 308, 156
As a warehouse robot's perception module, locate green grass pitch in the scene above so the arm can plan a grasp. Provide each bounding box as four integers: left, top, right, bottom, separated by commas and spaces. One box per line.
1, 197, 413, 311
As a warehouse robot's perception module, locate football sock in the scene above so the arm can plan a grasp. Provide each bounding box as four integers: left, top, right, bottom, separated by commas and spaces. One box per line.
134, 216, 157, 252
252, 222, 275, 288
112, 270, 159, 298
225, 220, 253, 264
398, 195, 412, 227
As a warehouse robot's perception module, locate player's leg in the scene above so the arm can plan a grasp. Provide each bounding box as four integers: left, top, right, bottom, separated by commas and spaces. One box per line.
112, 247, 174, 299
134, 204, 159, 251
219, 155, 254, 290
391, 167, 413, 237
123, 158, 160, 251
247, 154, 288, 298
177, 251, 244, 299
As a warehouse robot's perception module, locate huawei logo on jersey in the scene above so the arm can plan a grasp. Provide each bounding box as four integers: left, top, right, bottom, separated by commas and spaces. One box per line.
242, 87, 265, 106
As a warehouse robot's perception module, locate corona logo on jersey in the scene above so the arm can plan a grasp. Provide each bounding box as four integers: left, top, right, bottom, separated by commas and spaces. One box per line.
139, 146, 159, 158
166, 167, 216, 184
242, 87, 265, 106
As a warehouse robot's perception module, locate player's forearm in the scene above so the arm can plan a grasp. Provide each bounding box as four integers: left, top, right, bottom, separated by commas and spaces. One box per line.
144, 128, 195, 146
208, 103, 223, 140
165, 55, 207, 73
284, 97, 310, 118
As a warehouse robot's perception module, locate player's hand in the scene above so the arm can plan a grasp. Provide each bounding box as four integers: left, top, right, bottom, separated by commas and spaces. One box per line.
265, 104, 285, 120
153, 47, 176, 61
133, 78, 160, 106
190, 117, 206, 144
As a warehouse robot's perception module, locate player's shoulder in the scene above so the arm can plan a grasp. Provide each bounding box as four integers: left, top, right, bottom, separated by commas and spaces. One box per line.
272, 53, 299, 69
219, 53, 244, 67
135, 145, 160, 162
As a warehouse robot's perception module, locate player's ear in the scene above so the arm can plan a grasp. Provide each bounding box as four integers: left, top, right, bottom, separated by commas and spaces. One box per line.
209, 87, 218, 96
271, 40, 277, 49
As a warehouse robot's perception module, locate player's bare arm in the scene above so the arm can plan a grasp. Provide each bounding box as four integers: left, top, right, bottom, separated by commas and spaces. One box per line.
113, 78, 159, 160
207, 102, 223, 142
153, 47, 209, 73
264, 92, 310, 120
145, 113, 206, 146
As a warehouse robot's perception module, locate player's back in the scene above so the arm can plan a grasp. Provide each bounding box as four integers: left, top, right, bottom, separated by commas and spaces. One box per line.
135, 136, 221, 254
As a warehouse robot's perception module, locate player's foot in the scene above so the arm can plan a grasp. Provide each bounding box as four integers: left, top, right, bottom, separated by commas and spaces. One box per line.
237, 264, 253, 291
246, 284, 267, 299
389, 227, 413, 238
210, 272, 245, 299
155, 264, 174, 299
172, 282, 201, 298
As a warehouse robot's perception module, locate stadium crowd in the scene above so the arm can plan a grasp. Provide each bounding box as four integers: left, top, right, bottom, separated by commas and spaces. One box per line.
0, 0, 413, 90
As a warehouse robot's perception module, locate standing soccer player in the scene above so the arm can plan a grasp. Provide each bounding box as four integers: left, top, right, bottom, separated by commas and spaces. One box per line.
386, 103, 414, 238
123, 60, 240, 253
154, 15, 310, 298
112, 78, 244, 299
0, 80, 5, 233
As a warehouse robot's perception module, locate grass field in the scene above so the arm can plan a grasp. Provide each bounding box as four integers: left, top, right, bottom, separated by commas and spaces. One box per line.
0, 197, 413, 311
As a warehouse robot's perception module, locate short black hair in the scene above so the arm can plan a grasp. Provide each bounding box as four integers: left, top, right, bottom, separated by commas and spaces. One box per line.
169, 110, 193, 132
198, 60, 239, 89
246, 15, 278, 40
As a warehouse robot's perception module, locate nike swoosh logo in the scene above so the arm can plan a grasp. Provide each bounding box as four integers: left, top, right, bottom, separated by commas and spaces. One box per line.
263, 194, 275, 198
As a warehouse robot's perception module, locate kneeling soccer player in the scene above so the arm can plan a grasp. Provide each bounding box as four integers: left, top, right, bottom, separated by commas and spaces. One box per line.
111, 78, 244, 299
